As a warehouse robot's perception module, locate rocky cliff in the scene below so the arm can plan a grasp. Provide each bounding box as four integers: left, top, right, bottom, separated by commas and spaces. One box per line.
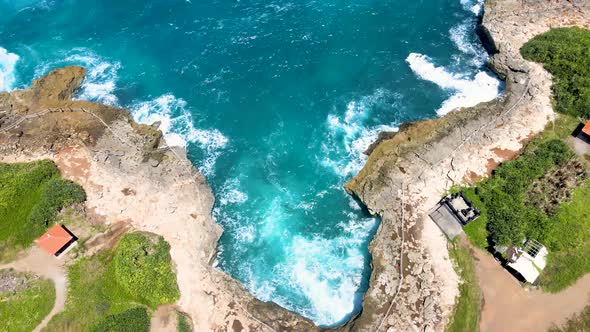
342, 1, 590, 331
0, 67, 318, 332
2, 1, 589, 331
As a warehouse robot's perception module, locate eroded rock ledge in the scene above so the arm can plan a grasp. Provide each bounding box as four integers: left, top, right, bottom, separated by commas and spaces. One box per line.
2, 2, 589, 331
0, 67, 317, 331
342, 1, 590, 331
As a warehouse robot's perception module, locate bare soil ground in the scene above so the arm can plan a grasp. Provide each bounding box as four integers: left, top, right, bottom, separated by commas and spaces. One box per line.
471, 243, 590, 332
0, 247, 67, 332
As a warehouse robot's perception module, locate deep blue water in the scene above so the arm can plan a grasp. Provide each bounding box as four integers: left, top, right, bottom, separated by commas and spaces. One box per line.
0, 0, 500, 325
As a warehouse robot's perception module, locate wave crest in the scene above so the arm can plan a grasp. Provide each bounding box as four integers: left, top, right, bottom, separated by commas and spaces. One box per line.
406, 53, 501, 116
0, 47, 19, 92
130, 94, 228, 176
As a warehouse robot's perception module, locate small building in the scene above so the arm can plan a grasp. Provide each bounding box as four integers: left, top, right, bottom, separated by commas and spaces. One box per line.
582, 120, 590, 137
505, 239, 548, 284
429, 192, 481, 239
35, 224, 77, 257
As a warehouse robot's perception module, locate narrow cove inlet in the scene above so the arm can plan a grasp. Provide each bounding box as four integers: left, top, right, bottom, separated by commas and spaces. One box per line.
0, 0, 500, 326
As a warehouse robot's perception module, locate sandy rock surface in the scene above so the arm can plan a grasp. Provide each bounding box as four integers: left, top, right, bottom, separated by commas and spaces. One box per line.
343, 1, 590, 331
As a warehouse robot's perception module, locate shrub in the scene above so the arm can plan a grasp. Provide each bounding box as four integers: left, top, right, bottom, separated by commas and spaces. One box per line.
29, 178, 86, 228
113, 233, 180, 308
521, 27, 590, 118
91, 307, 150, 332
0, 160, 86, 261
474, 139, 573, 246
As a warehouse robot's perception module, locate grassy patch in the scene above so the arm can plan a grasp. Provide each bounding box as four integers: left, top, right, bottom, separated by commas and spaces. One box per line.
177, 311, 193, 332
464, 139, 573, 246
462, 188, 489, 250
45, 232, 179, 331
0, 160, 86, 261
521, 27, 590, 118
0, 270, 56, 332
113, 233, 180, 308
540, 179, 590, 291
549, 305, 590, 332
91, 307, 150, 332
446, 240, 481, 332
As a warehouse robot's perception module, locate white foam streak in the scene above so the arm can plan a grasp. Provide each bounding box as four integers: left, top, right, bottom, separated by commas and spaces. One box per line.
323, 89, 399, 177
286, 216, 376, 325
0, 47, 19, 92
33, 49, 120, 105
460, 0, 484, 15
406, 53, 501, 116
130, 94, 228, 176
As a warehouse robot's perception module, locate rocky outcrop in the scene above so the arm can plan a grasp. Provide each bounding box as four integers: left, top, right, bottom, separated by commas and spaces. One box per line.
342, 1, 590, 331
2, 1, 589, 330
0, 67, 318, 331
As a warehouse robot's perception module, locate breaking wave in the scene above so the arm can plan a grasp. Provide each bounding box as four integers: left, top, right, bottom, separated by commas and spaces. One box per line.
406, 53, 500, 116
323, 89, 399, 177
0, 47, 19, 92
33, 48, 120, 105
130, 94, 228, 176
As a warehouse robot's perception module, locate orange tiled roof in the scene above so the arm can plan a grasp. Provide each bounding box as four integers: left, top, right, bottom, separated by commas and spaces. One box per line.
583, 120, 590, 137
35, 224, 74, 255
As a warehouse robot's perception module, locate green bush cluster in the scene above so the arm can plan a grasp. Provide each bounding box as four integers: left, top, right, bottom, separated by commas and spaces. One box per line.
177, 312, 193, 332
0, 161, 86, 259
29, 178, 86, 233
113, 233, 180, 308
521, 27, 590, 118
471, 139, 573, 246
46, 232, 180, 331
91, 307, 150, 332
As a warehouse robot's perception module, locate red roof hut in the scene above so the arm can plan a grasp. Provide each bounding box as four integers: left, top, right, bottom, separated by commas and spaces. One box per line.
582, 120, 590, 137
36, 224, 76, 256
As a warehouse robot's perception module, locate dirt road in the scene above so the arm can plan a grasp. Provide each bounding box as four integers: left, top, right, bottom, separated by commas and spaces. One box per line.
0, 247, 67, 332
472, 244, 590, 331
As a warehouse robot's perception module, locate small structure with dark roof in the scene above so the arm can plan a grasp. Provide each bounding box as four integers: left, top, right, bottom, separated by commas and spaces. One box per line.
429, 192, 481, 239
35, 224, 77, 257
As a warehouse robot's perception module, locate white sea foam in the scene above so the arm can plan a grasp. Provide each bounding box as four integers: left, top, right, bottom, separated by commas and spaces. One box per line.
0, 47, 19, 92
283, 215, 376, 325
130, 94, 228, 175
323, 89, 399, 177
449, 21, 488, 67
34, 48, 121, 105
406, 53, 501, 116
218, 178, 248, 206
460, 0, 484, 16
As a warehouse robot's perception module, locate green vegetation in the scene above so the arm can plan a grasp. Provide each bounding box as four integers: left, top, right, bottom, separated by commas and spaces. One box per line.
0, 270, 56, 332
0, 160, 86, 261
540, 180, 590, 291
45, 232, 179, 331
445, 240, 481, 332
177, 312, 193, 332
549, 305, 590, 332
521, 27, 590, 119
466, 139, 573, 247
113, 233, 180, 308
91, 308, 150, 332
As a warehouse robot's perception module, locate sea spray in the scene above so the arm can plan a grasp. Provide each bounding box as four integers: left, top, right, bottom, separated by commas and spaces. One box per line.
0, 47, 19, 92
130, 94, 228, 175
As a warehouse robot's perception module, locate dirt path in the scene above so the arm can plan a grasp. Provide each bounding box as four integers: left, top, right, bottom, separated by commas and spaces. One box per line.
472, 244, 590, 331
0, 247, 67, 332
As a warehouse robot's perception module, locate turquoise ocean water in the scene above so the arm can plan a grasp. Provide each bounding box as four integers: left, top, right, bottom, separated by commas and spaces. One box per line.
0, 0, 501, 325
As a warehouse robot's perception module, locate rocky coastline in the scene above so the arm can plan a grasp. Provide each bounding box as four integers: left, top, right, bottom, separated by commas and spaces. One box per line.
0, 67, 317, 331
1, 1, 589, 331
343, 1, 590, 331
